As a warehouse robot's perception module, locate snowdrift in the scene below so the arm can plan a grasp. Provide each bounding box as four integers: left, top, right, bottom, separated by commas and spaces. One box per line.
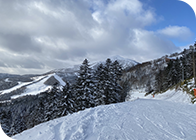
13, 99, 196, 140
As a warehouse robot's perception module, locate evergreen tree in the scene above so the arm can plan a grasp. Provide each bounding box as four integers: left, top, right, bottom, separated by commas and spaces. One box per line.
0, 110, 11, 135
184, 52, 193, 79
155, 69, 164, 92
95, 63, 107, 105
44, 83, 63, 121
74, 59, 96, 110
62, 82, 77, 114
103, 58, 122, 104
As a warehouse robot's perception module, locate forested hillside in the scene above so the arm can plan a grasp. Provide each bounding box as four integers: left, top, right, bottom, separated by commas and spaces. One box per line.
154, 48, 194, 93
121, 47, 196, 95
0, 58, 126, 136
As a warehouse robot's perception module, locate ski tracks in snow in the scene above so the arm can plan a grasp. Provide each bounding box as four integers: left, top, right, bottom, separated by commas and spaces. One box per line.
13, 99, 196, 140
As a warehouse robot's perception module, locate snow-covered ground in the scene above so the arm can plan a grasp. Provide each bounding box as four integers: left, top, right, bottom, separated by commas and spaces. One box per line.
11, 73, 65, 99
128, 89, 192, 104
12, 99, 196, 140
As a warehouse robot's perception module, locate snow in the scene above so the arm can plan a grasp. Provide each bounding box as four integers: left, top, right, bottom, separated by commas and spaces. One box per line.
11, 75, 52, 99
53, 74, 66, 86
4, 78, 10, 82
128, 89, 193, 104
0, 75, 48, 95
0, 81, 32, 95
12, 99, 196, 140
10, 73, 66, 99
110, 55, 139, 67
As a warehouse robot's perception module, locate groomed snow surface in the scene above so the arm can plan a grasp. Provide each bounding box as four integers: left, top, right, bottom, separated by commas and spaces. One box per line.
128, 89, 192, 104
12, 99, 196, 140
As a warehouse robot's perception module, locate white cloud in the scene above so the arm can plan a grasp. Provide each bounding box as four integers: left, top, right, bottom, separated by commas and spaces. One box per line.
157, 25, 193, 41
0, 0, 185, 74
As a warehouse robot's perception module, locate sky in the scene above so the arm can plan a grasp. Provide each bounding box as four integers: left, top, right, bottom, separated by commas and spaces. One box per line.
0, 0, 195, 75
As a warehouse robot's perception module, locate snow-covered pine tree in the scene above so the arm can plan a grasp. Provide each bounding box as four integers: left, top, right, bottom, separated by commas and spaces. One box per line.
74, 59, 96, 110
103, 58, 122, 104
44, 83, 64, 121
95, 63, 107, 105
112, 60, 123, 82
62, 82, 77, 114
111, 60, 122, 102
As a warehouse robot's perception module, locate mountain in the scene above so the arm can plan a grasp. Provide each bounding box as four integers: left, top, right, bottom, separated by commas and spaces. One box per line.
110, 55, 139, 68
0, 55, 138, 102
90, 55, 139, 70
12, 99, 196, 140
120, 48, 191, 93
50, 55, 139, 73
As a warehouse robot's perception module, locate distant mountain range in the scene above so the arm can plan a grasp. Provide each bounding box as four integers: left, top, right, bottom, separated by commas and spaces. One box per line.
0, 55, 138, 102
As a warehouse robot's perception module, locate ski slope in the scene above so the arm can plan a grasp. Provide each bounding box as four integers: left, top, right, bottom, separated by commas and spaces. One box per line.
0, 73, 67, 103
11, 75, 52, 99
4, 73, 65, 99
12, 99, 196, 140
128, 89, 192, 104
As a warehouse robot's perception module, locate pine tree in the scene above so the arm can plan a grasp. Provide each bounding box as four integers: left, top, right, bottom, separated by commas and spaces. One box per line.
62, 82, 77, 114
0, 110, 11, 135
111, 60, 123, 102
44, 83, 64, 121
95, 63, 107, 105
103, 58, 122, 104
184, 52, 193, 79
155, 69, 164, 92
74, 59, 96, 110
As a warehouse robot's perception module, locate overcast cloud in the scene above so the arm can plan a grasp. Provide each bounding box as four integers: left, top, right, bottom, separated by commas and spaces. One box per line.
0, 0, 194, 74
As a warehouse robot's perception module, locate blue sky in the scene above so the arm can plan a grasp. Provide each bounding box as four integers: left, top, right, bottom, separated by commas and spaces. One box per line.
142, 0, 196, 46
0, 0, 195, 74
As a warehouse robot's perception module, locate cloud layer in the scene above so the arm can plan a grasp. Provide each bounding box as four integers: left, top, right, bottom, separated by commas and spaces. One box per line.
0, 0, 193, 74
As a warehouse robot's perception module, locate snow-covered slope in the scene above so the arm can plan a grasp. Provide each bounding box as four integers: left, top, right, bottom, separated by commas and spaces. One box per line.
127, 89, 193, 104
13, 99, 196, 140
0, 75, 46, 95
0, 73, 66, 100
10, 74, 53, 99
110, 55, 139, 68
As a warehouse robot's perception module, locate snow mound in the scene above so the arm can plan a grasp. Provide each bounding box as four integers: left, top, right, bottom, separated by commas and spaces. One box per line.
12, 99, 196, 140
